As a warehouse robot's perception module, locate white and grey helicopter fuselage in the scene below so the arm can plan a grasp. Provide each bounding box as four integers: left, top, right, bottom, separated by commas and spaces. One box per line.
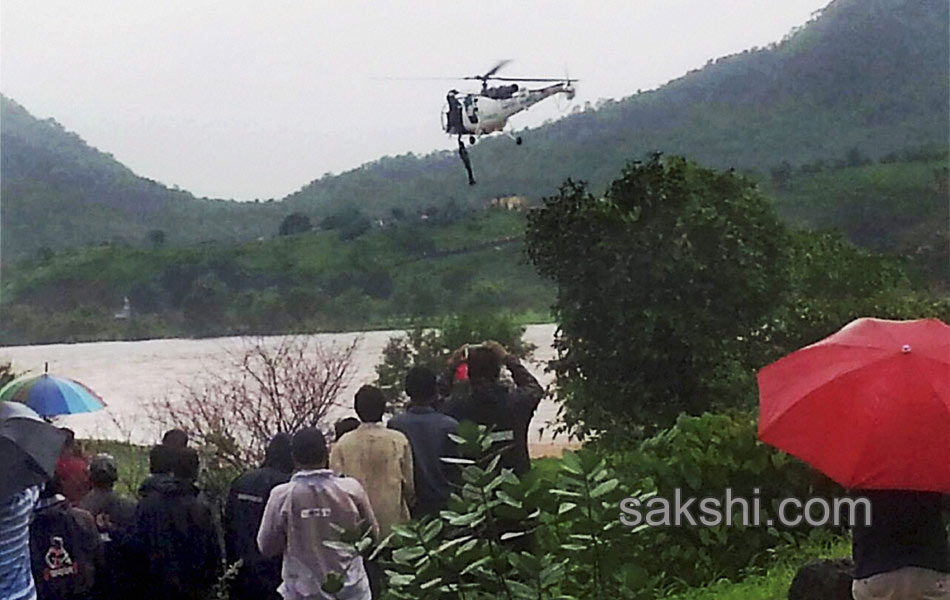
432, 61, 577, 184
443, 82, 575, 140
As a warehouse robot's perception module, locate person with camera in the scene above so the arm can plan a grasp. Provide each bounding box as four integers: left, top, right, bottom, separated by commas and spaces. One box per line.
442, 341, 544, 476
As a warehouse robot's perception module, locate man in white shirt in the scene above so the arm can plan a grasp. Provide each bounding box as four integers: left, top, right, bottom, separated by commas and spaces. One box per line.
258, 428, 378, 600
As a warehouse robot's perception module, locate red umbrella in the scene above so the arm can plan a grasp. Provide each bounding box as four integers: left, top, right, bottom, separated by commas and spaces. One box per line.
758, 318, 950, 492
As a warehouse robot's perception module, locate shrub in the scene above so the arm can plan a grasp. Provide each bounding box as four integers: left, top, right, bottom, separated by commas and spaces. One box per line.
611, 411, 838, 590
348, 422, 655, 599
375, 313, 536, 407
149, 336, 358, 470
525, 155, 789, 441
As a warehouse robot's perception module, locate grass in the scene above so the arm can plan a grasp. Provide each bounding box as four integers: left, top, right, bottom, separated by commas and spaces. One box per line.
666, 533, 851, 600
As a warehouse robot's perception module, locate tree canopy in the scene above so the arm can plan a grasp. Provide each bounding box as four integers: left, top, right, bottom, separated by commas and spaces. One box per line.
525, 155, 948, 443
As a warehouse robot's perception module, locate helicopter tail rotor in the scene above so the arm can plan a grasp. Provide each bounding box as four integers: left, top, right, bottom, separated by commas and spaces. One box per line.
555, 67, 577, 111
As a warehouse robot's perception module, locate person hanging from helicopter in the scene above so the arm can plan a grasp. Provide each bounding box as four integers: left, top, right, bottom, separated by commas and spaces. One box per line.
462, 95, 478, 124
457, 137, 475, 186
445, 90, 463, 134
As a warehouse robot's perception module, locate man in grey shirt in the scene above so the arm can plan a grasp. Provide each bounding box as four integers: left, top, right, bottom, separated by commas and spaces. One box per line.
258, 428, 378, 600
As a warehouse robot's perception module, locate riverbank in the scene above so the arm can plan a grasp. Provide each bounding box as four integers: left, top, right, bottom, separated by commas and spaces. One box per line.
0, 324, 566, 446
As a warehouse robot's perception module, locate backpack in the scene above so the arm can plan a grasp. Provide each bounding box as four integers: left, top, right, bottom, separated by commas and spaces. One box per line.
30, 503, 97, 598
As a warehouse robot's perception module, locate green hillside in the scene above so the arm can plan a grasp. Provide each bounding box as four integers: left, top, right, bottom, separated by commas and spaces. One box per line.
283, 0, 948, 215
0, 96, 283, 263
767, 151, 949, 286
2, 154, 945, 346
2, 0, 946, 265
0, 210, 550, 345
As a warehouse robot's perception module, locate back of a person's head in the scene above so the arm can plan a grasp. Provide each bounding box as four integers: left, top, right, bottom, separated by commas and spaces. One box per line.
59, 427, 80, 456
173, 447, 200, 481
292, 428, 327, 468
405, 366, 437, 402
40, 473, 65, 500
162, 428, 189, 449
334, 417, 360, 441
149, 444, 177, 475
89, 453, 119, 489
467, 347, 501, 381
263, 432, 294, 473
354, 385, 386, 423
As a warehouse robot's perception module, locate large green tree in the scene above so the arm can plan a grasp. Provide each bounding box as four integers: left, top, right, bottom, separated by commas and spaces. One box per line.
525, 155, 790, 441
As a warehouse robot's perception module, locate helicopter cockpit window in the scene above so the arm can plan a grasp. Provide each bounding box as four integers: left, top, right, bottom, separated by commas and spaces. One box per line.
463, 95, 478, 123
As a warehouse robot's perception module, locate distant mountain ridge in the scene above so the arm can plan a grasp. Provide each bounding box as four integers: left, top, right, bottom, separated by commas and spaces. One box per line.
0, 96, 282, 262
2, 0, 947, 261
283, 0, 948, 215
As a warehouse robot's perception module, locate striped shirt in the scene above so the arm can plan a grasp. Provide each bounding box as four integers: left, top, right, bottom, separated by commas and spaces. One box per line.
0, 486, 40, 600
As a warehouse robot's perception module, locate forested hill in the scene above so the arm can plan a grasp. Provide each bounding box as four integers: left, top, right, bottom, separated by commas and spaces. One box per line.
284, 0, 948, 215
2, 0, 947, 262
0, 96, 282, 262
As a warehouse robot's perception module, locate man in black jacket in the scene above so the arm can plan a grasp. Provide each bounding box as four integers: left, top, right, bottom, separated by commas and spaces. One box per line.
78, 454, 136, 600
30, 476, 103, 600
442, 342, 544, 476
224, 433, 294, 600
389, 366, 459, 517
127, 445, 221, 600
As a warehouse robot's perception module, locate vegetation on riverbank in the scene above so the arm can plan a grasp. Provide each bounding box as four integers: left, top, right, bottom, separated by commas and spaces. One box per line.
0, 209, 551, 345
667, 533, 851, 600
2, 150, 946, 347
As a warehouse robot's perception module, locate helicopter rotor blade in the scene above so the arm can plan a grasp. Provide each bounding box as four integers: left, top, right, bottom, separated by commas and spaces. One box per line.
372, 77, 463, 81
486, 77, 581, 83
480, 59, 512, 80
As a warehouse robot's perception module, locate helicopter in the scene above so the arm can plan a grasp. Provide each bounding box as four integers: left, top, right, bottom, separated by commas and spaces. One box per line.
441, 60, 577, 184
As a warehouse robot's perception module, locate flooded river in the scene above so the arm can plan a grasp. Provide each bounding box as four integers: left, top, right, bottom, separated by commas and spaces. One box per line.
0, 324, 571, 453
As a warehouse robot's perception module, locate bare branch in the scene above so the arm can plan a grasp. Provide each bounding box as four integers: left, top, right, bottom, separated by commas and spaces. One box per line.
148, 336, 360, 469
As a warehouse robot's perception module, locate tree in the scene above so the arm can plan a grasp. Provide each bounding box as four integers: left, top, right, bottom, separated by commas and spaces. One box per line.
320, 208, 371, 241
758, 229, 949, 361
181, 273, 228, 334
278, 212, 313, 236
769, 160, 792, 187
525, 155, 789, 441
150, 336, 358, 469
147, 229, 166, 247
375, 313, 536, 407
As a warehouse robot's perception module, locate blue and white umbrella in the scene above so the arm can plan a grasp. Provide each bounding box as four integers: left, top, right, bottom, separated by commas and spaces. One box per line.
0, 369, 105, 417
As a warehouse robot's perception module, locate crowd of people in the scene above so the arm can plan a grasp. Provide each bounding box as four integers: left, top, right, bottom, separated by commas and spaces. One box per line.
4, 337, 946, 600
0, 341, 544, 600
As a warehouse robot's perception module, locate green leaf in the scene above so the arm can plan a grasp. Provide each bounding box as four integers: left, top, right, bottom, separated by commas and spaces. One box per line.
459, 555, 492, 576
441, 456, 476, 465
392, 546, 426, 564
447, 512, 485, 527
436, 535, 473, 554
550, 489, 583, 498
421, 519, 444, 543
590, 478, 620, 498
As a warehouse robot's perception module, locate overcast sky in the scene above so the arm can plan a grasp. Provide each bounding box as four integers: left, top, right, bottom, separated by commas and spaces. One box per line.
1, 1, 829, 200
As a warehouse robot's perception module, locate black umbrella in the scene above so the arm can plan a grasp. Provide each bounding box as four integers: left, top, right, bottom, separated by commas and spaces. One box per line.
0, 401, 68, 501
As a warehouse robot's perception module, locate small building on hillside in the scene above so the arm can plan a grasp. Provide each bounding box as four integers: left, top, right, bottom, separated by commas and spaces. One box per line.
490, 195, 530, 211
